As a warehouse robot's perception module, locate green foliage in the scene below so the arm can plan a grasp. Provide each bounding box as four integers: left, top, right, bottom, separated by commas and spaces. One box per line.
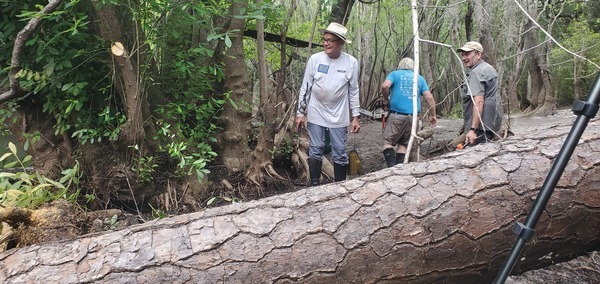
129, 144, 158, 184
270, 138, 293, 160
148, 204, 168, 220
206, 195, 238, 207
447, 102, 464, 119
550, 19, 600, 106
143, 0, 232, 183
0, 0, 121, 143
0, 0, 235, 186
243, 1, 293, 75
0, 142, 81, 209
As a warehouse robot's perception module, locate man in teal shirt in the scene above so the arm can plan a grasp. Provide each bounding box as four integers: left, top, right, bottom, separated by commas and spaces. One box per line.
381, 57, 437, 167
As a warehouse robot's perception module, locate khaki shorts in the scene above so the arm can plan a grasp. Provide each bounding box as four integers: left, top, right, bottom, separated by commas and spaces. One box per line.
382, 113, 412, 146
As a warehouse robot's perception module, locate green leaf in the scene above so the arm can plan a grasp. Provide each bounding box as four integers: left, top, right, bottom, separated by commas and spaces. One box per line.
0, 172, 16, 178
0, 153, 12, 162
22, 155, 32, 164
224, 34, 232, 48
61, 82, 73, 91
8, 142, 17, 155
206, 196, 217, 206
3, 161, 18, 168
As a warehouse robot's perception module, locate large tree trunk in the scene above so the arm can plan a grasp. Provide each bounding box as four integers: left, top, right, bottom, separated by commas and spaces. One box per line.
2, 115, 600, 283
473, 0, 496, 66
213, 1, 253, 172
245, 2, 285, 186
522, 1, 556, 117
330, 0, 356, 25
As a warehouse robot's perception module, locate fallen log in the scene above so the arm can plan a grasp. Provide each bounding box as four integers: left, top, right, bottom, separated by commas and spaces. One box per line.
1, 117, 600, 283
506, 250, 600, 283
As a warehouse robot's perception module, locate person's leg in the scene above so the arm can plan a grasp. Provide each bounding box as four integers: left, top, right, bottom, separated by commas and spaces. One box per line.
395, 145, 406, 164
307, 123, 326, 186
329, 126, 349, 181
395, 116, 412, 164
382, 114, 402, 167
382, 147, 396, 167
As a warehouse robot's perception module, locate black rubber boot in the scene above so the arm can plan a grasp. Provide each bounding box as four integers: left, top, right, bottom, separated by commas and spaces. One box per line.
396, 153, 406, 164
308, 158, 322, 186
333, 163, 348, 182
383, 148, 396, 167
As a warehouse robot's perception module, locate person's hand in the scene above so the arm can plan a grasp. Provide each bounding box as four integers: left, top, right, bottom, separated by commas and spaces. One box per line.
350, 117, 361, 133
295, 116, 306, 131
465, 129, 477, 145
429, 115, 437, 127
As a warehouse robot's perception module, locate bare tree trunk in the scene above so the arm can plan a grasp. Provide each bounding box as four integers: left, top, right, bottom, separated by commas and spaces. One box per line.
500, 0, 526, 112
111, 42, 144, 147
275, 0, 296, 120
245, 1, 284, 186
464, 0, 474, 40
521, 1, 556, 117
3, 116, 600, 283
213, 1, 253, 172
331, 0, 356, 25
523, 19, 556, 116
473, 0, 497, 66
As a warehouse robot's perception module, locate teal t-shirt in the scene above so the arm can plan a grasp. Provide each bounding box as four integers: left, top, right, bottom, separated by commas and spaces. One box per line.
386, 69, 429, 115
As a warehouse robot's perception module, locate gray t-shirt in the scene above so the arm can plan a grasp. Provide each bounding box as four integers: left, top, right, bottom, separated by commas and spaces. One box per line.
461, 60, 503, 133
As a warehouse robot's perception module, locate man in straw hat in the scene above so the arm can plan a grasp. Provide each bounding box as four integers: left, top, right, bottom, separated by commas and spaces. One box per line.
457, 41, 503, 146
296, 22, 361, 186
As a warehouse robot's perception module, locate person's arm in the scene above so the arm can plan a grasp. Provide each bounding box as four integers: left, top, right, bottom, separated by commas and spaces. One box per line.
381, 79, 392, 96
296, 57, 314, 130
423, 90, 437, 127
465, 95, 484, 144
349, 59, 361, 133
381, 79, 392, 111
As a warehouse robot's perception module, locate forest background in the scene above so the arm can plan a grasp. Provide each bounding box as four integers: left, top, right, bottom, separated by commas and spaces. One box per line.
0, 0, 600, 220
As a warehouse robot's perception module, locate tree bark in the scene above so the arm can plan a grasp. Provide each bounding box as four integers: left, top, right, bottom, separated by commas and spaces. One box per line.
330, 0, 356, 25
111, 42, 144, 147
2, 115, 600, 283
506, 250, 600, 283
522, 1, 556, 117
213, 1, 253, 172
244, 2, 284, 186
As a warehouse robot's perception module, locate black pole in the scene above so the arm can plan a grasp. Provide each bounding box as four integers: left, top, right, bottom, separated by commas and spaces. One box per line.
493, 72, 600, 284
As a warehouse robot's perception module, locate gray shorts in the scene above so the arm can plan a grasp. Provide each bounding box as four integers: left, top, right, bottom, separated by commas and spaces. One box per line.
382, 113, 412, 146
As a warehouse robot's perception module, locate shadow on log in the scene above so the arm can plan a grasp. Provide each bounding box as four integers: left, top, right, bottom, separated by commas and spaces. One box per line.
1, 118, 600, 283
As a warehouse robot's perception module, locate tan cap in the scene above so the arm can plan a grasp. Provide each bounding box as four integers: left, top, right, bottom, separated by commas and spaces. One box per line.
457, 41, 483, 52
319, 22, 352, 44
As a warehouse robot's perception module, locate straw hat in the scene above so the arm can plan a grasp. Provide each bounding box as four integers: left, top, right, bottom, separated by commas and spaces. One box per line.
319, 22, 352, 44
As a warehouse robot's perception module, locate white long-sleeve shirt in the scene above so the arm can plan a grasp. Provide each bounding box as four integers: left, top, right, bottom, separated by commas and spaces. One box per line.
297, 51, 360, 128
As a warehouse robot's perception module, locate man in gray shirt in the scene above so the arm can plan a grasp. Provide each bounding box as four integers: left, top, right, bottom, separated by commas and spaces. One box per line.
457, 41, 503, 146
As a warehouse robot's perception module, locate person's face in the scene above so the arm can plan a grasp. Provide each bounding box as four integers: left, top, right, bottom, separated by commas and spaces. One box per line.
461, 50, 482, 68
322, 33, 343, 58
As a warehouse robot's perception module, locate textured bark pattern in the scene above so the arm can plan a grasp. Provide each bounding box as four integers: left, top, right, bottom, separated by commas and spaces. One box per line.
506, 251, 600, 283
1, 119, 600, 283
